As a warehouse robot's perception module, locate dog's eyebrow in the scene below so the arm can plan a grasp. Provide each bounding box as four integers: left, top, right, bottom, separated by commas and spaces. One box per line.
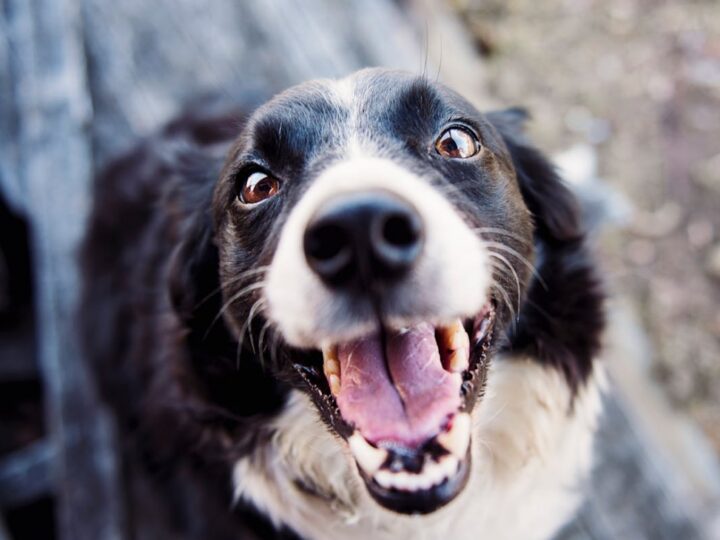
375, 78, 446, 141
250, 94, 346, 169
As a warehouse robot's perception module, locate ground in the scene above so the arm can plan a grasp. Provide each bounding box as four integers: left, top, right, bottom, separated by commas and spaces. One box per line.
452, 0, 720, 452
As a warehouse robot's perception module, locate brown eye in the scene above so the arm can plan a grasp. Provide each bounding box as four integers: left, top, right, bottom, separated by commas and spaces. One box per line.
239, 171, 281, 205
435, 127, 480, 159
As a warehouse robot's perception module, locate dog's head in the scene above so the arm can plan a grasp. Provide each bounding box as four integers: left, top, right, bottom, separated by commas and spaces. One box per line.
209, 69, 577, 514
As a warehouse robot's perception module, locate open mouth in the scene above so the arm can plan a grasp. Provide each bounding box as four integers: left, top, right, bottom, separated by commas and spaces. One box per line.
293, 303, 496, 514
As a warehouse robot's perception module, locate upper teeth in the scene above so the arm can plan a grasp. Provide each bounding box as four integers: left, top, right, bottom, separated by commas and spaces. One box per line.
473, 309, 493, 345
322, 345, 341, 396
437, 319, 470, 372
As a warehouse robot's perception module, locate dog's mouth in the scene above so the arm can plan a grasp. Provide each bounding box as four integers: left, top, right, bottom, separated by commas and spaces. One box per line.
292, 303, 496, 514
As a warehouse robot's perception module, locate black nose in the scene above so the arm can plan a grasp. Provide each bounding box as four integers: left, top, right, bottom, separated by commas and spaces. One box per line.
303, 192, 424, 288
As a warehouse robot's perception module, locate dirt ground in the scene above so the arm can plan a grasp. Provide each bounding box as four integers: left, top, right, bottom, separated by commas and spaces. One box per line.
452, 0, 720, 451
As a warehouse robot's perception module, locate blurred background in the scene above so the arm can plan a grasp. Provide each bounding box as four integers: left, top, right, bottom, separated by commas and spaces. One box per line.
0, 0, 718, 539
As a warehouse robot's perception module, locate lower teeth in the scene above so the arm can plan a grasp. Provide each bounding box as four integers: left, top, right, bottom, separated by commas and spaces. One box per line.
348, 411, 471, 492
373, 455, 459, 492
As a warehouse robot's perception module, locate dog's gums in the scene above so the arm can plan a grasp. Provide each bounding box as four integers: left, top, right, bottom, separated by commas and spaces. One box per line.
294, 304, 495, 513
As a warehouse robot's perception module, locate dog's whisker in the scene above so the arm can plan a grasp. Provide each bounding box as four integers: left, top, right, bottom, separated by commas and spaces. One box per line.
236, 297, 266, 366
484, 242, 548, 291
270, 328, 282, 369
490, 280, 517, 324
204, 280, 265, 340
257, 320, 272, 368
523, 297, 559, 327
235, 335, 243, 371
487, 252, 522, 316
473, 227, 533, 246
194, 266, 269, 310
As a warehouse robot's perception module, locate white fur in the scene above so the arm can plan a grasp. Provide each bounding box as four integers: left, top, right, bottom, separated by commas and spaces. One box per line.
233, 357, 605, 540
264, 156, 491, 348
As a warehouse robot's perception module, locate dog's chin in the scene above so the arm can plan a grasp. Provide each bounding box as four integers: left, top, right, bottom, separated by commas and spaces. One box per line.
290, 302, 497, 515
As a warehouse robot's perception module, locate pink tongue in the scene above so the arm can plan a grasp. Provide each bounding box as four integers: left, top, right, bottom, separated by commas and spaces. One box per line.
335, 323, 462, 446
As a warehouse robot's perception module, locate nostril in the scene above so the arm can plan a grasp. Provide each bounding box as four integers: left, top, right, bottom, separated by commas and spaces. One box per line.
370, 205, 424, 275
304, 222, 354, 285
304, 192, 424, 287
381, 212, 421, 249
306, 223, 347, 262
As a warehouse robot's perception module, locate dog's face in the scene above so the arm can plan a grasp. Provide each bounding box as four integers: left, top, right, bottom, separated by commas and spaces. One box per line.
212, 69, 535, 514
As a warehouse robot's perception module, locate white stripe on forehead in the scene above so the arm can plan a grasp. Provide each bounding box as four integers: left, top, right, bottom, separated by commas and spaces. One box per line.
327, 73, 376, 159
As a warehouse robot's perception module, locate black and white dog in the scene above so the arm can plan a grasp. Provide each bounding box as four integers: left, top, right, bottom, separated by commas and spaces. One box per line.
81, 68, 604, 540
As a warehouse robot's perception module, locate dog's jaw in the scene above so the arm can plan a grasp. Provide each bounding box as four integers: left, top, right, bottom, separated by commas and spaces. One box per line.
232, 359, 605, 540
262, 154, 497, 512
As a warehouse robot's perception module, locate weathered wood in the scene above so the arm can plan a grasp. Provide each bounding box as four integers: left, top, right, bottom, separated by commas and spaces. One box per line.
0, 0, 125, 538
0, 440, 55, 508
0, 320, 37, 381
79, 0, 425, 163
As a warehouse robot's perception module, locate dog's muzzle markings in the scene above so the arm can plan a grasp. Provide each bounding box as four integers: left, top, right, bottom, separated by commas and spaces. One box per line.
81, 68, 606, 539
265, 155, 496, 513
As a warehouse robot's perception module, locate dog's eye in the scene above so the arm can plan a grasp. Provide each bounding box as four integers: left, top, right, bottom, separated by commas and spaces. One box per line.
435, 127, 480, 159
239, 171, 281, 205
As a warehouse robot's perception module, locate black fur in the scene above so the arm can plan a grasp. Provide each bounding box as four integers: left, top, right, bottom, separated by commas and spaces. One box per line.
80, 71, 603, 538
488, 112, 604, 391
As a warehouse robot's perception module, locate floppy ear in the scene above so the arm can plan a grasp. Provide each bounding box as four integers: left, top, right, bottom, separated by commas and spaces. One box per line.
487, 108, 583, 245
168, 206, 220, 327
488, 109, 604, 392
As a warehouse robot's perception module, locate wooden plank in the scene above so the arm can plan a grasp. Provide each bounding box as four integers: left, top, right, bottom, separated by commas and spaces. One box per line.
0, 0, 126, 538
79, 0, 425, 164
0, 0, 24, 216
0, 440, 55, 508
0, 320, 37, 381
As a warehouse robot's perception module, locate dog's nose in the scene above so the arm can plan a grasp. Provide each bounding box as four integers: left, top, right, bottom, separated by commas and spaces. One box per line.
303, 192, 424, 287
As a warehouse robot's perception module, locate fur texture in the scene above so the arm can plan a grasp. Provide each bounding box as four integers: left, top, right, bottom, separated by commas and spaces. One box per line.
80, 69, 605, 539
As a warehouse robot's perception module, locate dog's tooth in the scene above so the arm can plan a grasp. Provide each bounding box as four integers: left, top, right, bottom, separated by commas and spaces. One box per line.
473, 315, 492, 345
437, 412, 471, 459
322, 345, 341, 395
415, 470, 432, 490
328, 374, 341, 396
322, 345, 340, 375
446, 348, 469, 373
427, 461, 444, 485
348, 432, 387, 475
409, 473, 425, 491
438, 319, 469, 372
374, 470, 393, 489
439, 455, 459, 478
393, 472, 411, 490
324, 358, 340, 376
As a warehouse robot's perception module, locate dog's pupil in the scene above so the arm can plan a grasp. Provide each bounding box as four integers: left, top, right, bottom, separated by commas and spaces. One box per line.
436, 128, 477, 159
242, 172, 279, 204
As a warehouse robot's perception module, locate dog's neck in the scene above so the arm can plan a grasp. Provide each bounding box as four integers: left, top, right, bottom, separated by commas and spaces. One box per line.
232, 356, 604, 540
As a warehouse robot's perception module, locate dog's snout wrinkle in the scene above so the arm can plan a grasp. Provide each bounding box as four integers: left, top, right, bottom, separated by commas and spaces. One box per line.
303, 192, 424, 289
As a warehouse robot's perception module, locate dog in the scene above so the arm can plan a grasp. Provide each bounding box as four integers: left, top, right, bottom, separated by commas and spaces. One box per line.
80, 68, 605, 540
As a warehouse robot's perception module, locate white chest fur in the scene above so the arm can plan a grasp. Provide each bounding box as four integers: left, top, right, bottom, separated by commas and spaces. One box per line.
233, 357, 604, 540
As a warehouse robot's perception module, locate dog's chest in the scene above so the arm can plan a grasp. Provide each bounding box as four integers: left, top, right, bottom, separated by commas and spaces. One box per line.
233, 358, 603, 540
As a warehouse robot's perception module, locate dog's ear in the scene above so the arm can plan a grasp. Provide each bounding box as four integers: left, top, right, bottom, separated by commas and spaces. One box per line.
168, 207, 219, 326
487, 108, 583, 245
